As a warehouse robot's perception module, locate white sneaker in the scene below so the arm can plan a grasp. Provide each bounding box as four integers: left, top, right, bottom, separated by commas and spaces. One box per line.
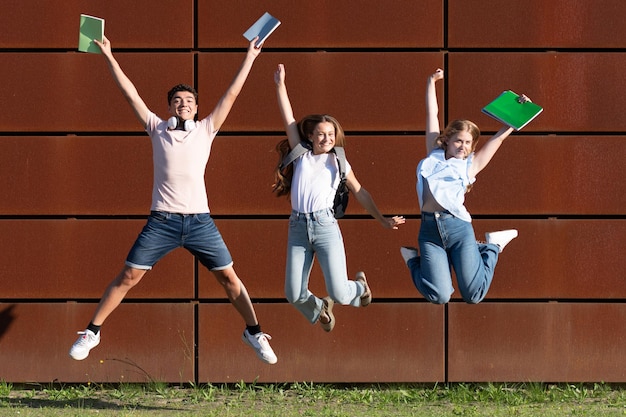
242, 330, 277, 365
485, 229, 518, 252
69, 329, 100, 360
400, 247, 418, 264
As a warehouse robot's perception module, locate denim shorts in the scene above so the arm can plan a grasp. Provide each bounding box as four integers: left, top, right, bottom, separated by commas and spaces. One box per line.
126, 211, 233, 271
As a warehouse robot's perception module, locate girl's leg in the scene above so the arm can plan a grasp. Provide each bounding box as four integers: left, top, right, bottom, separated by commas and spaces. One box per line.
413, 236, 454, 304
405, 217, 455, 304
284, 214, 322, 323
313, 212, 363, 307
446, 219, 499, 304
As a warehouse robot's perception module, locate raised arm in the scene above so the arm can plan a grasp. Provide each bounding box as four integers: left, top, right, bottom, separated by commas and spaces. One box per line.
346, 171, 405, 230
95, 36, 150, 126
210, 37, 262, 131
425, 68, 444, 154
274, 64, 301, 149
469, 126, 514, 178
470, 94, 531, 178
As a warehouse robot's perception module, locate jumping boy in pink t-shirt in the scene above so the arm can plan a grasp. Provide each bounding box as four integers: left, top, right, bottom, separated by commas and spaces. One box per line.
69, 34, 277, 365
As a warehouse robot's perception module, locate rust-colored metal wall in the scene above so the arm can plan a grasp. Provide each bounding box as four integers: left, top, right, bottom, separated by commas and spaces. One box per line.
0, 0, 624, 383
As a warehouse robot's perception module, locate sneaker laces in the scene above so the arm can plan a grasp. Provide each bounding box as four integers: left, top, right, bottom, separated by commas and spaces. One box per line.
253, 332, 272, 348
75, 331, 96, 345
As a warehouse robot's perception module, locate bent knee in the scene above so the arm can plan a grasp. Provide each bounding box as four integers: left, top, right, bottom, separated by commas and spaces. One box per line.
212, 268, 240, 287
285, 290, 307, 305
331, 294, 352, 306
117, 267, 146, 287
426, 292, 451, 305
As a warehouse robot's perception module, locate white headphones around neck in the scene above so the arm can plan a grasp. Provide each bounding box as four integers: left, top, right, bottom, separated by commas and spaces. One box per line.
167, 116, 196, 132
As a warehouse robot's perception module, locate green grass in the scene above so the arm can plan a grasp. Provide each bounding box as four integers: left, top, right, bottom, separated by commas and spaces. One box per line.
0, 380, 625, 416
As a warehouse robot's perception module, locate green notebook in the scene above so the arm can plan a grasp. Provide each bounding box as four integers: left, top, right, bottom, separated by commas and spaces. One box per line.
482, 90, 543, 131
78, 14, 104, 54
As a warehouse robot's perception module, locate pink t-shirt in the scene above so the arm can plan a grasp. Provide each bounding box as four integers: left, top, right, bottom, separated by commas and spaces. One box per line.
145, 112, 217, 213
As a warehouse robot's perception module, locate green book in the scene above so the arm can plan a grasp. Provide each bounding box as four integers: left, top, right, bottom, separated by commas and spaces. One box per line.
78, 14, 104, 54
482, 90, 543, 131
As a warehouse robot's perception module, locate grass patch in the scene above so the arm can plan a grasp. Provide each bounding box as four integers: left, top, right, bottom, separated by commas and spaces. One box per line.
0, 381, 624, 416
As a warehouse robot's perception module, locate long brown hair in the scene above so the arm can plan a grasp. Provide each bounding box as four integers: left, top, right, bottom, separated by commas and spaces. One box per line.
272, 114, 346, 197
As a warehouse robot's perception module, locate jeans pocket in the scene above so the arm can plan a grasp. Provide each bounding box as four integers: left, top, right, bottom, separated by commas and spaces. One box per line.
316, 215, 336, 227
150, 211, 168, 223
195, 213, 213, 224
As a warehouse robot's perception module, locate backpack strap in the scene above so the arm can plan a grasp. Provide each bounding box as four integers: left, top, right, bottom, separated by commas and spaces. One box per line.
281, 142, 347, 180
332, 146, 347, 180
280, 141, 311, 170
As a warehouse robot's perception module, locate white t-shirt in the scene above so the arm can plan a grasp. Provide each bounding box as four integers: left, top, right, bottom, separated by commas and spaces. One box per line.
290, 150, 352, 213
145, 112, 217, 213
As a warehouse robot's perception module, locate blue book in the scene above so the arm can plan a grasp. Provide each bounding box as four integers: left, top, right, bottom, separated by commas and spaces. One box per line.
243, 12, 281, 47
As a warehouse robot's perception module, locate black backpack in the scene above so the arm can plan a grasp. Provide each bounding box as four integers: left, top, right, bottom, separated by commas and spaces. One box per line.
280, 142, 349, 218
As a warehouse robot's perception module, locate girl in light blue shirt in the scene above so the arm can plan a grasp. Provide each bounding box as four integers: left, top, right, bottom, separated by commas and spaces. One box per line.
401, 68, 526, 304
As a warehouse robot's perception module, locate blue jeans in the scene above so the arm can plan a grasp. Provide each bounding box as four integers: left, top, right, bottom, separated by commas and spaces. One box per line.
408, 211, 499, 304
285, 208, 366, 323
126, 211, 233, 271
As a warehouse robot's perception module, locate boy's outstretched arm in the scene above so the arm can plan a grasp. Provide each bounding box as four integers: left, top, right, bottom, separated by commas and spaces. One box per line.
211, 37, 262, 131
95, 36, 150, 127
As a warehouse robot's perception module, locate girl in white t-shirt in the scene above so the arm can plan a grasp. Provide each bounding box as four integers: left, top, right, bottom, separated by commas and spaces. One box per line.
273, 64, 405, 332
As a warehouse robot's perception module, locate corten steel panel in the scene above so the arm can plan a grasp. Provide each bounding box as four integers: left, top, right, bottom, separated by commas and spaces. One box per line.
0, 220, 194, 299
0, 303, 194, 383
198, 0, 442, 48
0, 53, 193, 133
0, 0, 193, 49
200, 219, 625, 301
447, 53, 626, 132
0, 136, 152, 215
448, 303, 626, 382
198, 303, 444, 383
449, 0, 626, 48
460, 220, 625, 300
3, 135, 622, 217
198, 52, 442, 132
198, 219, 418, 300
465, 136, 626, 216
206, 136, 420, 215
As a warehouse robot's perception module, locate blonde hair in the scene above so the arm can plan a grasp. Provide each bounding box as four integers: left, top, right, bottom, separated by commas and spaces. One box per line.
435, 119, 480, 153
435, 119, 480, 193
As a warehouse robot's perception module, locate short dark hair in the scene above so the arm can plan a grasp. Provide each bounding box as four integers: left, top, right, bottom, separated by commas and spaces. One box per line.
167, 84, 198, 105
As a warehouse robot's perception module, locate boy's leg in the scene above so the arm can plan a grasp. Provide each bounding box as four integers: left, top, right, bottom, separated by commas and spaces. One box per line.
211, 267, 257, 326
69, 266, 147, 360
212, 266, 277, 364
70, 211, 180, 360
187, 213, 276, 364
91, 266, 148, 325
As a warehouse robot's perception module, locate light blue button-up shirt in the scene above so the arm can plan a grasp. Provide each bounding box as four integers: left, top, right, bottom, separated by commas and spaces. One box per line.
416, 149, 476, 223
